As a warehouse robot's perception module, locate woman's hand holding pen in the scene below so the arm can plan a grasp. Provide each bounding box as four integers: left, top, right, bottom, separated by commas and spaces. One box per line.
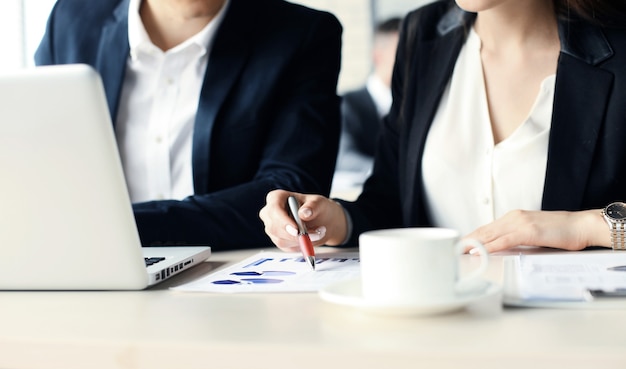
260, 189, 348, 251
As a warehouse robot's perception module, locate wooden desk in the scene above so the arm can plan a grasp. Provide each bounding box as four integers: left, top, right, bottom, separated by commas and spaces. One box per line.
0, 247, 625, 369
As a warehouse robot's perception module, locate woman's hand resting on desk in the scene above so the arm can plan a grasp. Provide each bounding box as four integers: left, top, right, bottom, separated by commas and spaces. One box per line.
259, 189, 348, 251
465, 209, 610, 253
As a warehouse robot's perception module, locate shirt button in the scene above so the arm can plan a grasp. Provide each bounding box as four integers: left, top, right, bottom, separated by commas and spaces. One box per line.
155, 136, 163, 143
482, 197, 490, 205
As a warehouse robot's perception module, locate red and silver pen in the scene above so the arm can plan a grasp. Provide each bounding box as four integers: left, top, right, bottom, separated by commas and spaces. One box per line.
287, 195, 316, 270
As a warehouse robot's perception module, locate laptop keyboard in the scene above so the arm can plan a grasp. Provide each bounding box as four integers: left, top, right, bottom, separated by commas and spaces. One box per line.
145, 257, 166, 266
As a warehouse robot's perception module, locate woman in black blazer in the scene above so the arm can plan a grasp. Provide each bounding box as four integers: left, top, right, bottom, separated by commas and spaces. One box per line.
261, 0, 626, 253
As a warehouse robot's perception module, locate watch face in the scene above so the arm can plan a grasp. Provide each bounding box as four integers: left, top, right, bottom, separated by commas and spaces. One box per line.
606, 202, 626, 220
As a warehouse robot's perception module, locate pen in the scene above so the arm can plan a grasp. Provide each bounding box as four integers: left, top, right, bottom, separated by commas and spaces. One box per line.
587, 288, 626, 299
287, 196, 316, 270
607, 265, 626, 271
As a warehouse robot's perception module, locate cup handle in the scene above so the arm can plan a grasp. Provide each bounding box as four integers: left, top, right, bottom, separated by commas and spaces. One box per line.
455, 238, 489, 293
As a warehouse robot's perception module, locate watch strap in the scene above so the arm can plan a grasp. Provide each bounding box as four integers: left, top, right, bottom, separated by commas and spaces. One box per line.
609, 221, 626, 250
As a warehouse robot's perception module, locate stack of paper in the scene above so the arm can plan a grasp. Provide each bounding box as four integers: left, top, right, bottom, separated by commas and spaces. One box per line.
503, 252, 626, 308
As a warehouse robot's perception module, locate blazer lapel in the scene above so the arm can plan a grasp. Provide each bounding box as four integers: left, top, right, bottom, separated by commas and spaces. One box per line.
95, 0, 131, 124
542, 22, 614, 210
192, 0, 252, 193
403, 26, 467, 225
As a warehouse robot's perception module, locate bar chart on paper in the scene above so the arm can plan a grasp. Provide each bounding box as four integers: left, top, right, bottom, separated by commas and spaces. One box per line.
171, 252, 360, 293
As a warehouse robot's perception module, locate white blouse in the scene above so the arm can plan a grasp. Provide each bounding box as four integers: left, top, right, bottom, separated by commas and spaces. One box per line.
422, 28, 556, 235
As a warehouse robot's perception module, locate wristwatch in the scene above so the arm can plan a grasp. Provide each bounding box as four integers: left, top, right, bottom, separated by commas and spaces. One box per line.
602, 202, 626, 250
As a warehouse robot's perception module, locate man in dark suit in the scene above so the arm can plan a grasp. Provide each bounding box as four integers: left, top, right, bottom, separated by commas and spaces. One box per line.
333, 17, 401, 196
35, 0, 342, 250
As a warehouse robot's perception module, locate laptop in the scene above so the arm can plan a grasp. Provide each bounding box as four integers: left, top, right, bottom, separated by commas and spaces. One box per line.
0, 64, 211, 290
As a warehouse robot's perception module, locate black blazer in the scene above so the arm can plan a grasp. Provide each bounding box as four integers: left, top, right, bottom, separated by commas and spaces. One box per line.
35, 0, 342, 249
342, 0, 626, 245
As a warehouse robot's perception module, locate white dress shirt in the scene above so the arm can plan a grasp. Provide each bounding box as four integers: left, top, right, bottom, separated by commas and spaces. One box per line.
115, 0, 228, 203
422, 28, 556, 235
366, 74, 392, 118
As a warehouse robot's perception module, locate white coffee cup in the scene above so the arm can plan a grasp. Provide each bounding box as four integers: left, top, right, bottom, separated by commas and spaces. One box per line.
358, 227, 489, 305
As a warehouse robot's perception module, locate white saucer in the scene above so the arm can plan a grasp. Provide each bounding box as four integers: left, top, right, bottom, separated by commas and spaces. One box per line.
319, 278, 501, 317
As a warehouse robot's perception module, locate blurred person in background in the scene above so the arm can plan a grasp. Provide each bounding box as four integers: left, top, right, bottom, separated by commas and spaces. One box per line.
332, 17, 401, 197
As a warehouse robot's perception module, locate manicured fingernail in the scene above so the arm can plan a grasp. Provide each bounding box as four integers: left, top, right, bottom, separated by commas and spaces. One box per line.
469, 248, 480, 255
285, 224, 298, 236
300, 207, 312, 218
309, 226, 326, 241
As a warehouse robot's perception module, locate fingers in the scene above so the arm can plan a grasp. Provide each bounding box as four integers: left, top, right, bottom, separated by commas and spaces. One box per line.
287, 223, 327, 242
466, 210, 536, 253
259, 190, 297, 251
300, 198, 348, 246
309, 226, 327, 242
259, 190, 331, 250
466, 209, 595, 254
296, 195, 326, 220
480, 234, 520, 254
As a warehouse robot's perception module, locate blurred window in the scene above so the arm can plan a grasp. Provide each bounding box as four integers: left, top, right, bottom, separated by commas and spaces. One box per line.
0, 0, 57, 70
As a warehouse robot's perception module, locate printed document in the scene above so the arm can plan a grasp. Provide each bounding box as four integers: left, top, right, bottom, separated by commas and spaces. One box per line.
172, 251, 360, 293
504, 252, 626, 304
